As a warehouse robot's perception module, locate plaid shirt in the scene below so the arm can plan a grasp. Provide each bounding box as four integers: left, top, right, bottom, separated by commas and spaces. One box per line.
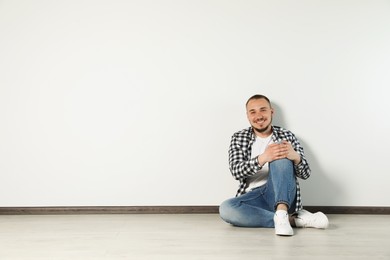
228, 126, 311, 211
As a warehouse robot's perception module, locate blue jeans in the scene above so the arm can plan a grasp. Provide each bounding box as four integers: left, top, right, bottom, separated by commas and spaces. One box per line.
219, 159, 297, 228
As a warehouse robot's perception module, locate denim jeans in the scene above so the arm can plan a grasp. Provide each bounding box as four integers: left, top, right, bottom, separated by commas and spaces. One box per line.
219, 158, 297, 228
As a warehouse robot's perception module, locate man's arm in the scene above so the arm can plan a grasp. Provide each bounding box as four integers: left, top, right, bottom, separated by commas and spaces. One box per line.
288, 133, 311, 180
228, 134, 261, 180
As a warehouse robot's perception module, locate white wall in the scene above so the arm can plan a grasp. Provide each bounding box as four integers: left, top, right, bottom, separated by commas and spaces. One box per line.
1, 0, 389, 207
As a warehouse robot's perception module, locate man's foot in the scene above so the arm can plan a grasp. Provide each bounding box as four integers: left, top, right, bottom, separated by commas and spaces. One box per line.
274, 210, 294, 236
293, 209, 329, 229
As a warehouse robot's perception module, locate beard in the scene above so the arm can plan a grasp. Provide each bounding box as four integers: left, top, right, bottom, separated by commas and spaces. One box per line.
252, 118, 272, 135
253, 125, 271, 134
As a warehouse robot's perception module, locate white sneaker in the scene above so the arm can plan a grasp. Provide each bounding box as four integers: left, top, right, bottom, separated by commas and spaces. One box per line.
274, 210, 294, 236
293, 209, 329, 229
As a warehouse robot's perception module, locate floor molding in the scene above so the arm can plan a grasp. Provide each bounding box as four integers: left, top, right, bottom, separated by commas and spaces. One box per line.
0, 206, 219, 215
303, 206, 390, 215
0, 206, 389, 215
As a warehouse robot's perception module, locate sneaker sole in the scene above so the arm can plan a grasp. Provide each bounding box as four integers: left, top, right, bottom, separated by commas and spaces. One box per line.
275, 230, 294, 236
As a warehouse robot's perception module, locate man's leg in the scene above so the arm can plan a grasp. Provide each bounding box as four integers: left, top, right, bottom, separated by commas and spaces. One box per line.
264, 158, 297, 212
219, 159, 297, 230
262, 158, 297, 235
219, 188, 275, 228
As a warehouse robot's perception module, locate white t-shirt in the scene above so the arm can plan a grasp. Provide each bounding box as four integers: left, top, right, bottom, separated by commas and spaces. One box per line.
245, 135, 273, 192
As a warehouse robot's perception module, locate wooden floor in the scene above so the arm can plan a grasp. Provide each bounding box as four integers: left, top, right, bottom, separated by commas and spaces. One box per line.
0, 214, 389, 259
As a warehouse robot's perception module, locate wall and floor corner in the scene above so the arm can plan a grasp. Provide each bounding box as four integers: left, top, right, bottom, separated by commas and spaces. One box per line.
0, 1, 389, 214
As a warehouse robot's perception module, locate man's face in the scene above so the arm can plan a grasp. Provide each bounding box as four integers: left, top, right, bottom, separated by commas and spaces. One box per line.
246, 98, 274, 135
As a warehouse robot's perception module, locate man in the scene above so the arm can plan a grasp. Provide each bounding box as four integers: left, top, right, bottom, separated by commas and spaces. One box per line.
219, 94, 328, 236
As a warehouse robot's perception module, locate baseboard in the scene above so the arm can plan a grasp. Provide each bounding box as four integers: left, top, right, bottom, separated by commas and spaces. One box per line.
0, 206, 389, 215
303, 206, 390, 214
0, 206, 219, 215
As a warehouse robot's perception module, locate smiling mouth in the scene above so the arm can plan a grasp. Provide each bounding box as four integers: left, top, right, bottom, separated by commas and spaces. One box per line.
256, 119, 266, 124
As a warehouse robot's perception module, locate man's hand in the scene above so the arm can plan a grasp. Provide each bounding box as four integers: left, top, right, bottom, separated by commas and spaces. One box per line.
257, 141, 301, 166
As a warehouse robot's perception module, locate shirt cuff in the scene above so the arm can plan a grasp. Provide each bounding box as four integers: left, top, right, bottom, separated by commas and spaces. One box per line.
250, 157, 262, 172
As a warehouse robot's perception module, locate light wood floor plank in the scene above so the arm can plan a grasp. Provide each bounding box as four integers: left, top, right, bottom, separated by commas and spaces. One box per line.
0, 214, 389, 259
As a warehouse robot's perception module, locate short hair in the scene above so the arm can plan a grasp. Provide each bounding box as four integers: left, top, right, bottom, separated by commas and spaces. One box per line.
245, 94, 272, 108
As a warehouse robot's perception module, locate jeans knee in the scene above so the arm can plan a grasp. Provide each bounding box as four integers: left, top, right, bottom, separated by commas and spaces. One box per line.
270, 158, 292, 167
219, 200, 233, 221
269, 158, 294, 175
219, 198, 242, 225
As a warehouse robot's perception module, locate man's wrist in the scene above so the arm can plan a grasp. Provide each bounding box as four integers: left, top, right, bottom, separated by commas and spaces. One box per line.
257, 155, 265, 167
293, 155, 301, 165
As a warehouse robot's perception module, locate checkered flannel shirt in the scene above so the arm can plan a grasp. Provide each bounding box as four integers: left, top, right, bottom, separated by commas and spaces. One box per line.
228, 126, 311, 211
